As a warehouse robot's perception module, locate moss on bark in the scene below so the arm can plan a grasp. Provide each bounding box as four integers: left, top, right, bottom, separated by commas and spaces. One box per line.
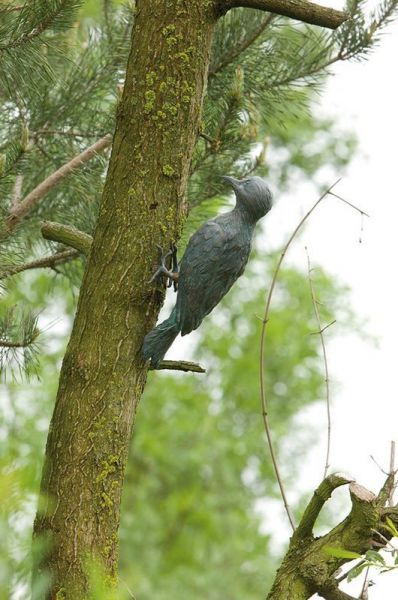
33, 2, 217, 597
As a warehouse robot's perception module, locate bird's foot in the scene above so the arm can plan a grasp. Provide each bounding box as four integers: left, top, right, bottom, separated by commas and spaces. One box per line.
149, 244, 179, 291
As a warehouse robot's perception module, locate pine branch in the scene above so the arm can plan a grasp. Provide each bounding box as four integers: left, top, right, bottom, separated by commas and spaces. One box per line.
216, 0, 348, 30
0, 0, 83, 51
209, 14, 276, 77
4, 135, 112, 234
0, 308, 40, 378
1, 5, 25, 12
11, 172, 23, 207
0, 248, 79, 280
0, 335, 37, 348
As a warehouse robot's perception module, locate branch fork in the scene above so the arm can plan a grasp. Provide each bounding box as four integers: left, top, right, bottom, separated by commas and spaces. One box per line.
267, 474, 398, 600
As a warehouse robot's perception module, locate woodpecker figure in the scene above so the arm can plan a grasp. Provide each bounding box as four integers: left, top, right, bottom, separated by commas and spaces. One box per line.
142, 175, 273, 367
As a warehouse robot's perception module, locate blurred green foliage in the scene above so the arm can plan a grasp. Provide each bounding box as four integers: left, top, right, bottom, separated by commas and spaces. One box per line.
0, 256, 352, 599
119, 260, 350, 599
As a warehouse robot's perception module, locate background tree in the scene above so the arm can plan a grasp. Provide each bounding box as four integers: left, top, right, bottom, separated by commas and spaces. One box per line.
0, 0, 397, 598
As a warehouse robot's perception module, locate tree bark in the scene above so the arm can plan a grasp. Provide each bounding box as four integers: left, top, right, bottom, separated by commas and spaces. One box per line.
33, 2, 217, 597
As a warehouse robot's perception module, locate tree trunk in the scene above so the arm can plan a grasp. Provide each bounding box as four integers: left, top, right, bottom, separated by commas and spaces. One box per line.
33, 2, 217, 597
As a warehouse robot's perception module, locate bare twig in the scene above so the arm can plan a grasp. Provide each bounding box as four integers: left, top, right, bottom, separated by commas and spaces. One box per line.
0, 249, 79, 280
371, 528, 397, 550
309, 319, 336, 335
199, 131, 219, 147
370, 453, 389, 476
359, 566, 370, 600
328, 192, 370, 218
259, 179, 341, 531
259, 181, 370, 530
150, 360, 206, 374
306, 248, 334, 480
336, 559, 366, 584
4, 135, 112, 234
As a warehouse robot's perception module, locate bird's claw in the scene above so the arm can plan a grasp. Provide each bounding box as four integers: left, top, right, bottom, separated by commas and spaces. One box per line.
149, 244, 179, 290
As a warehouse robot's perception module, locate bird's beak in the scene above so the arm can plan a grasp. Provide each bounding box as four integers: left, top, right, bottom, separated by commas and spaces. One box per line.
221, 175, 241, 192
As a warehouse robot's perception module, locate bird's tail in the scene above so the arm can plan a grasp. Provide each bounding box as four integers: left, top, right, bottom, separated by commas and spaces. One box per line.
142, 308, 179, 367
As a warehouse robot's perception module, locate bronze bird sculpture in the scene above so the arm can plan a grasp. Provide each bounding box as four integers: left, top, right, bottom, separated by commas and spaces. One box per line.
142, 175, 273, 366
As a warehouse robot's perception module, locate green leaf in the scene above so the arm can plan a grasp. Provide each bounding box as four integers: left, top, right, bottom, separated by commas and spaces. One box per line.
385, 517, 398, 538
347, 562, 368, 582
365, 550, 386, 565
324, 547, 362, 559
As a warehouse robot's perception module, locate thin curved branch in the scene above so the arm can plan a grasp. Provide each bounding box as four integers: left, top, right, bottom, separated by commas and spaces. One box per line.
259, 180, 341, 531
259, 181, 369, 532
216, 0, 348, 30
306, 249, 334, 479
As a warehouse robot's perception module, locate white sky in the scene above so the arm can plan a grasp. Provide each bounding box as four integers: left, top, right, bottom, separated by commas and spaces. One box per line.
258, 8, 398, 598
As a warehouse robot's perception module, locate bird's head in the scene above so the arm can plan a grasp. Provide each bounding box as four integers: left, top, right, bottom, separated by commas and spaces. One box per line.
222, 175, 273, 220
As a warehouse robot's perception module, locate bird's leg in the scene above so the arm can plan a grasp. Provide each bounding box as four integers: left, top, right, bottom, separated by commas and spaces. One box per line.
169, 244, 179, 292
149, 244, 179, 290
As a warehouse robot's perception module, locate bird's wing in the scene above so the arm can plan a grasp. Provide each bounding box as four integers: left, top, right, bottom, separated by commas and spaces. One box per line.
176, 219, 249, 335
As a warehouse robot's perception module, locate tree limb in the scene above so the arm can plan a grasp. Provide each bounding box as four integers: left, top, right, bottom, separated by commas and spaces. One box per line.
41, 221, 93, 256
216, 0, 348, 30
292, 474, 352, 543
4, 134, 112, 235
150, 360, 206, 373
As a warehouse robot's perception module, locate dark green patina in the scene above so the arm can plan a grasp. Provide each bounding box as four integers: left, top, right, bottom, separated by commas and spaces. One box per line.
142, 175, 273, 366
